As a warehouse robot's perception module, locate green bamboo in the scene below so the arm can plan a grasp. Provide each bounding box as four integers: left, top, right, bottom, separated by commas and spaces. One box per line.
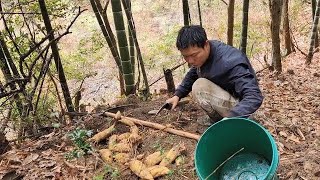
240, 0, 249, 54
307, 0, 320, 64
91, 0, 121, 72
0, 36, 23, 115
227, 0, 235, 46
38, 0, 74, 112
182, 0, 190, 26
312, 0, 319, 47
121, 0, 149, 96
197, 0, 202, 27
91, 0, 125, 94
111, 0, 134, 95
126, 0, 135, 76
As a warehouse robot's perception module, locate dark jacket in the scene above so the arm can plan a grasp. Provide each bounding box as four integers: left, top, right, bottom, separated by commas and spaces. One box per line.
174, 40, 263, 117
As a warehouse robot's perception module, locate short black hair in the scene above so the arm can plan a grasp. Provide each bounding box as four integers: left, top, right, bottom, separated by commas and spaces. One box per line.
176, 25, 207, 50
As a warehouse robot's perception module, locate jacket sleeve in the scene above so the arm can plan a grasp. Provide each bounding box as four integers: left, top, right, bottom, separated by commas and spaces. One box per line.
174, 67, 198, 98
227, 64, 263, 117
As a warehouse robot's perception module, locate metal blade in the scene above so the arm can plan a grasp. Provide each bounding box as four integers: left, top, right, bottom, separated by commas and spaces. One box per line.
155, 103, 172, 116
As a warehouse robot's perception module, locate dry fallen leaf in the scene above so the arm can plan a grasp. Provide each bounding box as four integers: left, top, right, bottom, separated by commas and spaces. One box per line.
22, 153, 39, 166
296, 128, 306, 141
279, 131, 288, 138
38, 160, 56, 168
286, 134, 300, 144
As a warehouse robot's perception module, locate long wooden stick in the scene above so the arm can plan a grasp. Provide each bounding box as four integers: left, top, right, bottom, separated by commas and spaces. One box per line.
103, 112, 200, 141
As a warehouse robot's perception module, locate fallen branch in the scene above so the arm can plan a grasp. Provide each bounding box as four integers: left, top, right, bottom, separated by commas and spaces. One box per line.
102, 112, 200, 141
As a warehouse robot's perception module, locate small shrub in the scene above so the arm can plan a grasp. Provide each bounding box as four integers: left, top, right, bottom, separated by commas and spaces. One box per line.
65, 128, 93, 160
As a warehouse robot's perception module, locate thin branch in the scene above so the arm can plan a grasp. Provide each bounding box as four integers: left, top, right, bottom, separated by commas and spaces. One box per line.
205, 147, 244, 180
29, 52, 51, 100
3, 78, 29, 89
0, 3, 21, 55
0, 88, 24, 99
19, 7, 86, 78
18, 0, 38, 45
149, 61, 186, 87
221, 0, 228, 5
0, 95, 13, 106
0, 12, 42, 15
48, 70, 64, 115
103, 0, 110, 14
290, 28, 308, 56
34, 56, 51, 114
20, 31, 53, 60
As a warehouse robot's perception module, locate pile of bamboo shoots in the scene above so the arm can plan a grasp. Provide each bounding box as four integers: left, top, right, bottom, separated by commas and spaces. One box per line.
129, 143, 186, 179
89, 111, 186, 179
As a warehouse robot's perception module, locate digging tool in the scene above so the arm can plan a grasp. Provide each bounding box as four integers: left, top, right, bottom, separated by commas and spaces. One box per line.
154, 102, 172, 116
148, 98, 191, 116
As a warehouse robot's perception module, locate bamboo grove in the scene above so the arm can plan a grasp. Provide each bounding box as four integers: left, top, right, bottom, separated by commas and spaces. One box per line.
0, 0, 319, 139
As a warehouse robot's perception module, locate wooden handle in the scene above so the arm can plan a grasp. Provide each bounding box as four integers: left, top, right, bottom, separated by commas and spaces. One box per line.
103, 112, 200, 141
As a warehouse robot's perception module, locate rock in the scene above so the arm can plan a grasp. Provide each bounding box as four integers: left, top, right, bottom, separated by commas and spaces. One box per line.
148, 110, 158, 115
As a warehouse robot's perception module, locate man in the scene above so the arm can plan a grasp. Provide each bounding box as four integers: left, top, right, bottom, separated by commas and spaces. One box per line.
166, 25, 263, 125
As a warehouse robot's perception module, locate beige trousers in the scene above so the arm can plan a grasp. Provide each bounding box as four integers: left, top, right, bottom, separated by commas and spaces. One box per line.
192, 78, 238, 117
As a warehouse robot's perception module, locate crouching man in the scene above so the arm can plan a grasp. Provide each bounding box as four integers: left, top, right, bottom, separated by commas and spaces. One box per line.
166, 25, 263, 125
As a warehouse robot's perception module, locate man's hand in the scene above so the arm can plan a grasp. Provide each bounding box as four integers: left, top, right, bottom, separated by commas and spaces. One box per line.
166, 95, 180, 110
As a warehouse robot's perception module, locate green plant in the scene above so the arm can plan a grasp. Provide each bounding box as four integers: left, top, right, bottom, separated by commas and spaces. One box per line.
64, 128, 93, 160
93, 165, 120, 180
61, 30, 105, 80
152, 140, 165, 155
167, 169, 175, 177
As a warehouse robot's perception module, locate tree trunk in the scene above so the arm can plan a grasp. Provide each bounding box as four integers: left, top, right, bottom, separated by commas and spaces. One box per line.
240, 0, 249, 54
0, 34, 23, 115
182, 0, 191, 26
38, 0, 74, 112
227, 0, 235, 46
197, 0, 202, 27
121, 0, 150, 96
0, 36, 21, 81
90, 0, 125, 95
163, 69, 175, 94
269, 0, 282, 72
126, 0, 135, 77
282, 0, 293, 55
312, 0, 319, 48
0, 39, 25, 138
111, 0, 135, 95
307, 0, 320, 64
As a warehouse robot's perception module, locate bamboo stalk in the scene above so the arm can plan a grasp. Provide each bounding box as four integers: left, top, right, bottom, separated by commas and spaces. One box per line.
103, 112, 200, 140
240, 0, 249, 54
121, 0, 149, 95
307, 0, 320, 64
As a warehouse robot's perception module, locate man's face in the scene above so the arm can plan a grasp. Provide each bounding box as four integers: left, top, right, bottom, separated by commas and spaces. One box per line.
180, 41, 210, 68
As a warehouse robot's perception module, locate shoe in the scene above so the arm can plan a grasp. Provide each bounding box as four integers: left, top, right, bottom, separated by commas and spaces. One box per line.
197, 115, 216, 126
197, 111, 223, 126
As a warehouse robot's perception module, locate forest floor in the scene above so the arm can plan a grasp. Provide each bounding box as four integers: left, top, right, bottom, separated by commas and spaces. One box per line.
0, 52, 319, 179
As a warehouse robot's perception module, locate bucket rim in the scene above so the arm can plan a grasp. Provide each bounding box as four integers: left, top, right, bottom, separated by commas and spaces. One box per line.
194, 118, 279, 180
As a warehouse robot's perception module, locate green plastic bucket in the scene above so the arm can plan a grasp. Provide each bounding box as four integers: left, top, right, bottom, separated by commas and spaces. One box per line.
195, 118, 279, 180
